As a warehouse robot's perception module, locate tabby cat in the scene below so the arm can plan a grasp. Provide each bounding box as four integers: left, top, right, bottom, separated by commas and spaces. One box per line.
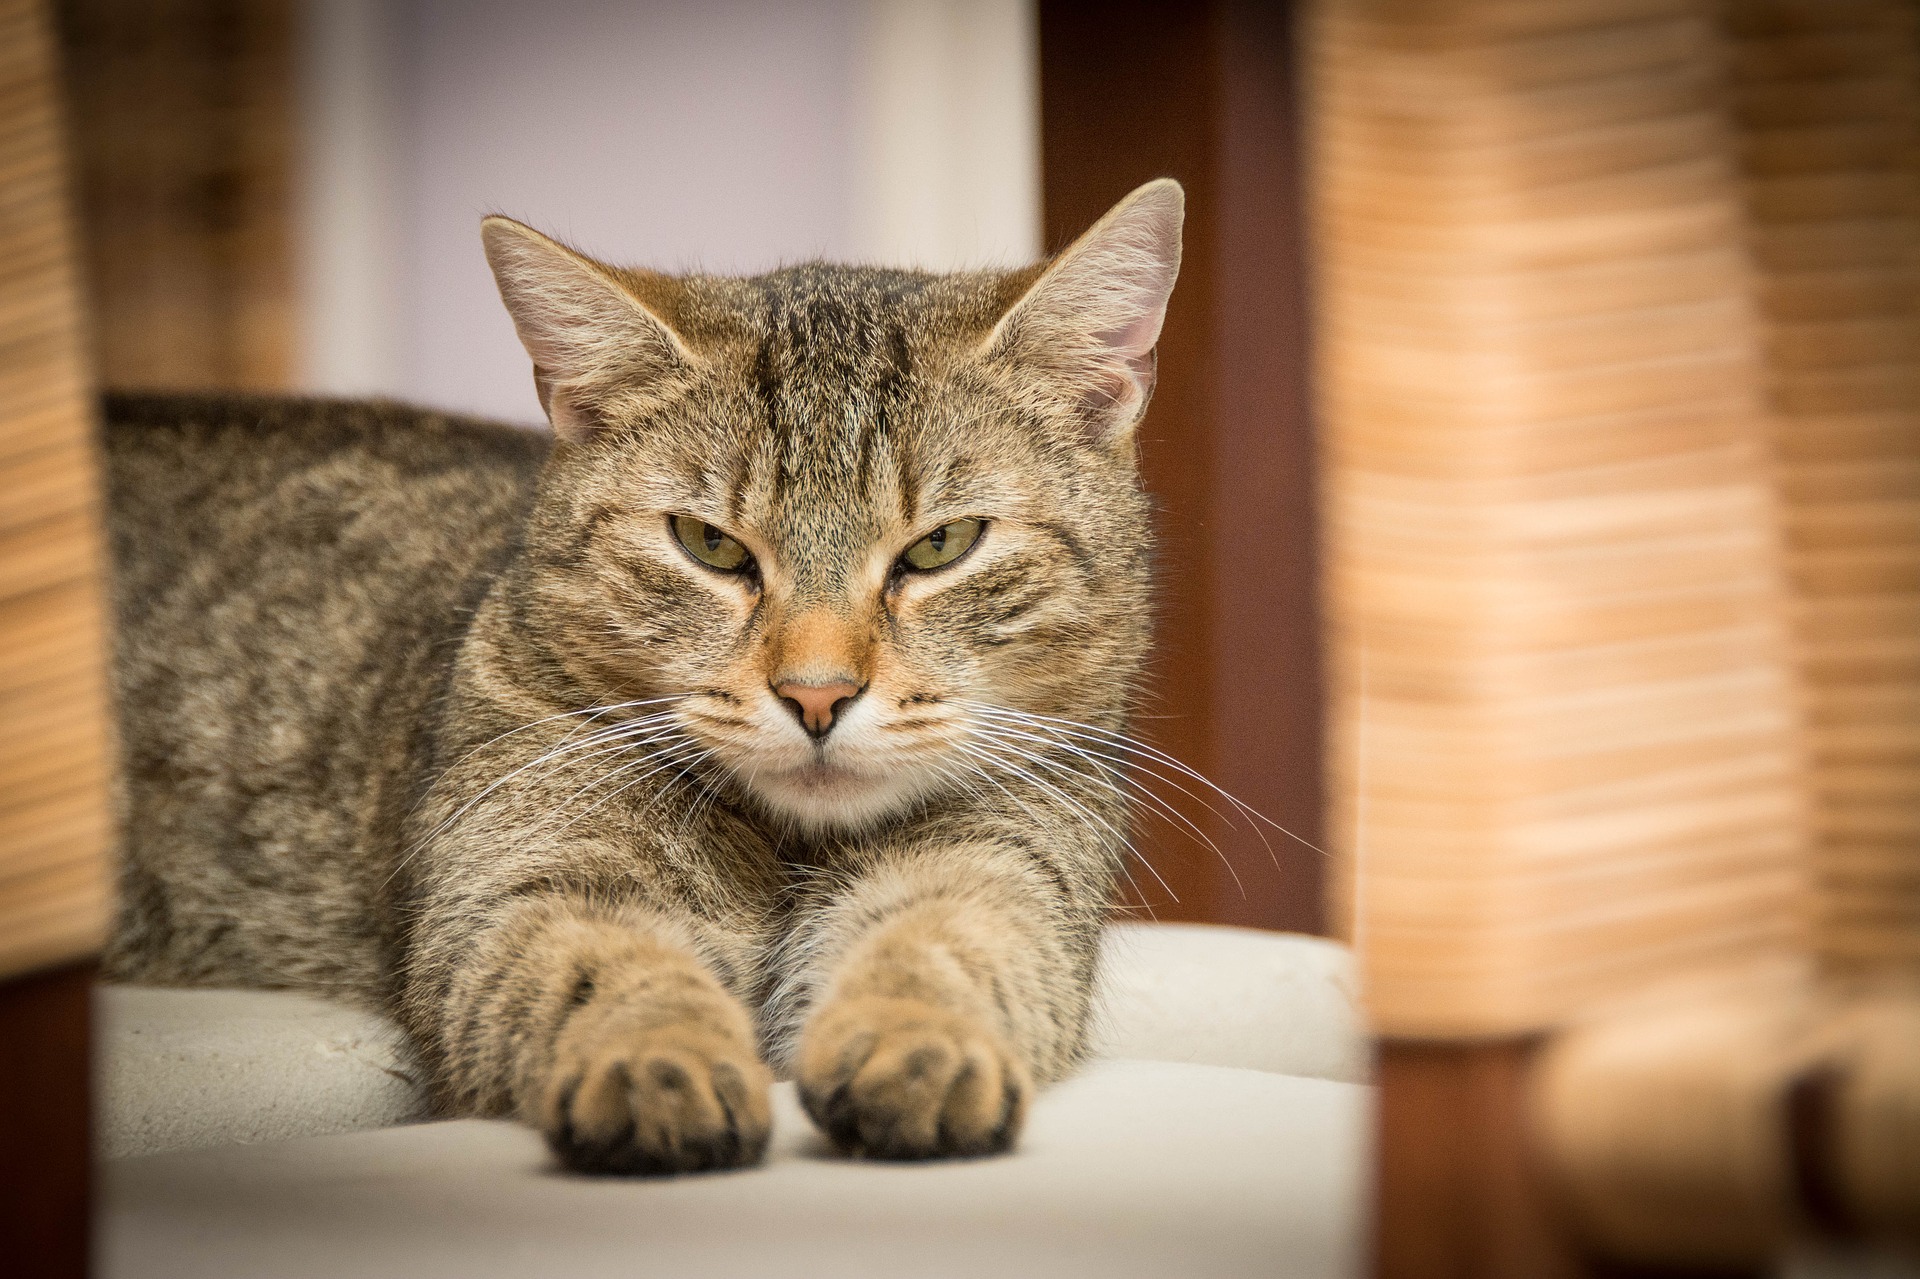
103, 180, 1182, 1173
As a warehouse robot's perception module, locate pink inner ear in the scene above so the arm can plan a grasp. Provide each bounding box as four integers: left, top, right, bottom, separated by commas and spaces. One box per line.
1065, 214, 1177, 426
971, 183, 1183, 441
1104, 306, 1167, 374
1083, 348, 1157, 422
1079, 288, 1169, 419
533, 366, 605, 442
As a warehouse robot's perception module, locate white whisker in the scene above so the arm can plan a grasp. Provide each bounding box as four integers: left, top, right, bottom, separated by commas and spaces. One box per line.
383, 701, 693, 888
535, 738, 713, 840
961, 700, 1328, 862
517, 725, 700, 834
968, 722, 1246, 900
953, 739, 1180, 905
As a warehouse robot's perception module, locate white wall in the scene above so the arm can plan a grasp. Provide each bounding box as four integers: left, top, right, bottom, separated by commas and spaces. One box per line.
850, 0, 1041, 274
297, 0, 1040, 425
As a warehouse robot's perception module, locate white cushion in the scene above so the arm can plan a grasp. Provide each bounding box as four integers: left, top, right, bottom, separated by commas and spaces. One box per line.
94, 986, 426, 1159
1092, 923, 1368, 1082
100, 1059, 1367, 1279
97, 921, 1367, 1159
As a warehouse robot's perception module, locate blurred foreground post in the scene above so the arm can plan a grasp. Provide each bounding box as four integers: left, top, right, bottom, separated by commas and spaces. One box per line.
1728, 0, 1920, 981
1312, 0, 1920, 1272
0, 0, 115, 1274
1312, 0, 1806, 1052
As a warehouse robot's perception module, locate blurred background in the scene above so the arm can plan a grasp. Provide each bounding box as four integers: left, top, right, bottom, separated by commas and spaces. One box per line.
62, 0, 1043, 427
50, 0, 1324, 936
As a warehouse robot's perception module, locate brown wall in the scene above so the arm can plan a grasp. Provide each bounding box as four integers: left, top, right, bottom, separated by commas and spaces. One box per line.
1041, 0, 1323, 934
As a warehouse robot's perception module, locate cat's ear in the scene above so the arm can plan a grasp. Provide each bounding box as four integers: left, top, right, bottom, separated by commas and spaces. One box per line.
481, 216, 695, 442
980, 178, 1183, 448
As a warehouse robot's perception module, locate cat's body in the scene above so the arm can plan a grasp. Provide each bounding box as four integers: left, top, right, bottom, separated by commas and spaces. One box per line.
103, 394, 548, 999
103, 183, 1184, 1172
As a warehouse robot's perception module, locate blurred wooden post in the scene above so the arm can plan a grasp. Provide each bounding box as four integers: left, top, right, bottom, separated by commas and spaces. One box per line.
1307, 0, 1812, 1273
1726, 0, 1920, 979
0, 0, 116, 1275
1374, 1041, 1596, 1279
1040, 0, 1324, 933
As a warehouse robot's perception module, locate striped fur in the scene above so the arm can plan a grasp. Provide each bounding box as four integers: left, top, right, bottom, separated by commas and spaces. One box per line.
104, 182, 1184, 1171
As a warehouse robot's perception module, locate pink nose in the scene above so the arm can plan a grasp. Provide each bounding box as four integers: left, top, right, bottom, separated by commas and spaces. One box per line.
775, 680, 863, 738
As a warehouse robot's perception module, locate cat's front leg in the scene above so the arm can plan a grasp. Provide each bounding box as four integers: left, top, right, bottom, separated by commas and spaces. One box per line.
409, 893, 773, 1175
786, 847, 1102, 1160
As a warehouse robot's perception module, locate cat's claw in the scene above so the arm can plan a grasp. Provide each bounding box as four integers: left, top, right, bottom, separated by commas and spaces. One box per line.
797, 995, 1030, 1160
540, 1022, 772, 1175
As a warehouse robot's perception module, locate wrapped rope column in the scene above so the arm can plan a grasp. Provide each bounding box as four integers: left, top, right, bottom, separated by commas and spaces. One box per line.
1312, 0, 1809, 1039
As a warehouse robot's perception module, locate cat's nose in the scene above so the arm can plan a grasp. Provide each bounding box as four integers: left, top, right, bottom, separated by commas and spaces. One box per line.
774, 679, 864, 739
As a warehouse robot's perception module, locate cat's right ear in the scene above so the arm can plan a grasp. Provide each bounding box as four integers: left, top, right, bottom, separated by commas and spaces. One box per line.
481, 217, 695, 442
978, 178, 1183, 451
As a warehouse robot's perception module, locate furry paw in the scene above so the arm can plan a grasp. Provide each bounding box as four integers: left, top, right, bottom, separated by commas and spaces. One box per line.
541, 1018, 772, 1175
797, 995, 1030, 1160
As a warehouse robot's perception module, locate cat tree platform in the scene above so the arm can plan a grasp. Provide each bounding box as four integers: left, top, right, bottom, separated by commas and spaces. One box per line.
94, 922, 1370, 1278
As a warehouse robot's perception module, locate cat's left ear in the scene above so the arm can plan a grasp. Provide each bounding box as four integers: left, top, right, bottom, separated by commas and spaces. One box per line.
979, 178, 1183, 449
481, 216, 696, 442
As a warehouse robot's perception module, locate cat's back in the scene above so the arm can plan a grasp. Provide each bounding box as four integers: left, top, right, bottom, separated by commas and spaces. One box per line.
105, 394, 548, 608
104, 394, 550, 998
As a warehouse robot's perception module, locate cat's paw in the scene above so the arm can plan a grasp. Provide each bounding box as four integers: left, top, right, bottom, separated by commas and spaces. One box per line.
541, 1020, 773, 1176
797, 995, 1030, 1160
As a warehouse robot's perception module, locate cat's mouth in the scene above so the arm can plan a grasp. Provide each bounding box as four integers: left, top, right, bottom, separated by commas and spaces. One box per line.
746, 755, 934, 831
773, 758, 871, 793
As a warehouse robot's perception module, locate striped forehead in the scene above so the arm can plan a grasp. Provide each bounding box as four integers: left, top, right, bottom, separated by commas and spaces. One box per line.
751, 407, 905, 579
734, 272, 928, 589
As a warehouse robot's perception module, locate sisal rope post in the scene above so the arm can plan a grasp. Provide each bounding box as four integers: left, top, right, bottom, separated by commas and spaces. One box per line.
1311, 0, 1920, 1263
1312, 0, 1810, 1041
0, 0, 115, 979
1727, 0, 1920, 982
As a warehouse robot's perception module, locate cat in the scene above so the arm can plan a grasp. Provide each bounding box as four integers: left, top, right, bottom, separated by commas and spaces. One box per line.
102, 179, 1183, 1173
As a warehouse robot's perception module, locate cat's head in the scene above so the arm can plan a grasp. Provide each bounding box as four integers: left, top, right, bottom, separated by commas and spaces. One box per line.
482, 181, 1181, 833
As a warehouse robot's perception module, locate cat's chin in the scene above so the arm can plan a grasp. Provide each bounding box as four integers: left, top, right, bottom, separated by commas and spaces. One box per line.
748, 760, 931, 833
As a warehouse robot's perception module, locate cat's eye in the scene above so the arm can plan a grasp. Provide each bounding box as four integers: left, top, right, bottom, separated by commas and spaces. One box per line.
670, 515, 752, 573
901, 518, 984, 572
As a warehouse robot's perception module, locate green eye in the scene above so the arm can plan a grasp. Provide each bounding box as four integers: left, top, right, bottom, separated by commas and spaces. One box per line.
671, 515, 751, 572
902, 518, 984, 572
